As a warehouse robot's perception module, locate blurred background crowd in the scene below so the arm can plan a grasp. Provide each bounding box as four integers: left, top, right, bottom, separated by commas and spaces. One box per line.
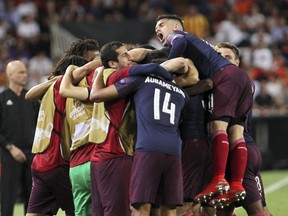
0, 0, 287, 117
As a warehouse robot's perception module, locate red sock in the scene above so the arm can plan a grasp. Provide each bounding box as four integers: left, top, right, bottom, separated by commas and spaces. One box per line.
212, 130, 229, 178
230, 138, 247, 183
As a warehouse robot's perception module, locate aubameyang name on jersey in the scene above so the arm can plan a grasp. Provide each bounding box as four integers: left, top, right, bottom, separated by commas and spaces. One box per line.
144, 76, 186, 97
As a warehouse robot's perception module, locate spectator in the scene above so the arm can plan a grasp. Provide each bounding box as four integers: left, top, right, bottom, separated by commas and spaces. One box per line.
182, 4, 210, 39
27, 50, 53, 89
266, 73, 285, 106
242, 4, 265, 33
60, 0, 86, 22
269, 15, 288, 43
8, 37, 31, 64
6, 1, 23, 26
214, 11, 249, 47
277, 31, 288, 64
254, 80, 275, 116
250, 37, 274, 80
16, 14, 40, 41
0, 18, 10, 40
47, 0, 61, 21
16, 0, 38, 19
86, 0, 105, 20
250, 24, 272, 48
233, 0, 255, 15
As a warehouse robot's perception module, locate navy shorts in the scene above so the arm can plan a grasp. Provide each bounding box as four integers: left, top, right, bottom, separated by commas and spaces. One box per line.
182, 138, 213, 201
130, 151, 183, 206
91, 156, 132, 216
212, 65, 253, 126
27, 165, 74, 215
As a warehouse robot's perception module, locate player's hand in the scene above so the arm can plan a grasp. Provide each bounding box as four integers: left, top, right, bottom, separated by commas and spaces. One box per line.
9, 144, 27, 163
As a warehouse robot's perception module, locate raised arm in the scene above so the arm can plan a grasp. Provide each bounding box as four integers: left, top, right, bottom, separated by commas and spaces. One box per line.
160, 57, 199, 87
25, 76, 59, 102
89, 68, 119, 103
128, 48, 152, 63
71, 58, 102, 84
173, 58, 199, 87
160, 57, 187, 75
128, 63, 173, 81
167, 33, 188, 59
59, 65, 95, 101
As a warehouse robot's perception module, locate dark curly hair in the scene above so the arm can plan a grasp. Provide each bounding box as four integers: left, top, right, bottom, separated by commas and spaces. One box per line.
48, 55, 88, 79
64, 39, 100, 60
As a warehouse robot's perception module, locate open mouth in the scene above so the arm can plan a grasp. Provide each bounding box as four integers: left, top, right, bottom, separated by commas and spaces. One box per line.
157, 32, 164, 43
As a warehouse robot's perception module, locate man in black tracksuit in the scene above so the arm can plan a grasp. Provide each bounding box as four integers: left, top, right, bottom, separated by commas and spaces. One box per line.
0, 60, 39, 216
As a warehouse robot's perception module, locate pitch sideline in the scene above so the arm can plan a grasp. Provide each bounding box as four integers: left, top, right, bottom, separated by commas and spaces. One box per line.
264, 175, 288, 194
234, 175, 288, 213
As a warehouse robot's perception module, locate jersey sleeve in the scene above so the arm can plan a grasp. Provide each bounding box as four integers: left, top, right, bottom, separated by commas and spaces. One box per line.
167, 32, 188, 59
129, 63, 173, 81
107, 66, 132, 86
114, 76, 145, 98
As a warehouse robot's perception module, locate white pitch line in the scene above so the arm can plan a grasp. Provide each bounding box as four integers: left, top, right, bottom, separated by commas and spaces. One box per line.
264, 176, 288, 194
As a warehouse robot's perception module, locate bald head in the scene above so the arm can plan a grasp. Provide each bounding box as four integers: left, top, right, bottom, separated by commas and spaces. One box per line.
6, 60, 28, 88
6, 60, 26, 75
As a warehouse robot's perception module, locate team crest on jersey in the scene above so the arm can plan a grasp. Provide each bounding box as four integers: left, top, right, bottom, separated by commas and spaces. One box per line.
119, 79, 126, 84
167, 33, 184, 46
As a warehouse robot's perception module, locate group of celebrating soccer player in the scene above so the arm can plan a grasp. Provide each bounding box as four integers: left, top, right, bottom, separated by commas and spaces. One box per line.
21, 14, 273, 216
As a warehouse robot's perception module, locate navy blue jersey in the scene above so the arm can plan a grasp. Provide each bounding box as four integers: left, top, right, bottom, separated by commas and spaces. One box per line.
167, 30, 232, 79
115, 76, 189, 157
180, 94, 209, 139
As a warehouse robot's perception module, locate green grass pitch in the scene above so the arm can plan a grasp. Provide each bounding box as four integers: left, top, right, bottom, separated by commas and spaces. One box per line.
14, 169, 288, 216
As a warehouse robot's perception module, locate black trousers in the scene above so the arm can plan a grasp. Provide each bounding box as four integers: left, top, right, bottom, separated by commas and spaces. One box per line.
1, 150, 33, 216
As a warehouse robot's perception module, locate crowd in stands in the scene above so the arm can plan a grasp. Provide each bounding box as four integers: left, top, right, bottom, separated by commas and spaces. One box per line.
0, 0, 288, 116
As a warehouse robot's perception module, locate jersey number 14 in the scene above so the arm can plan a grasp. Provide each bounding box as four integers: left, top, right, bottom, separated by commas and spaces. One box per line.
153, 88, 176, 125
